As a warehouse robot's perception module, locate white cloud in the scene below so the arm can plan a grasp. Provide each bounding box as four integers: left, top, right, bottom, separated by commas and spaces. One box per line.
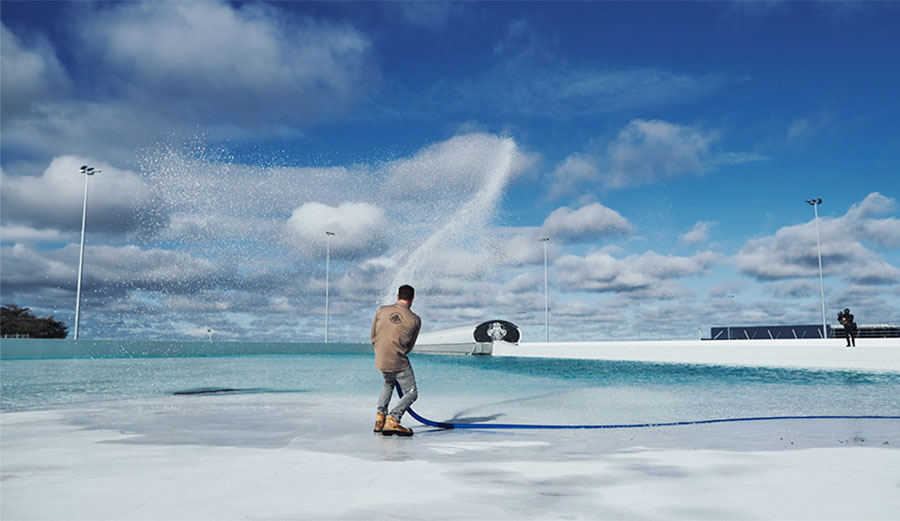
0, 23, 69, 119
0, 242, 220, 298
506, 271, 543, 294
679, 220, 717, 246
159, 214, 283, 248
0, 243, 77, 291
604, 120, 715, 188
734, 192, 900, 285
709, 280, 745, 298
78, 1, 374, 123
284, 202, 388, 258
85, 244, 222, 293
843, 192, 900, 247
541, 203, 633, 244
766, 280, 819, 299
554, 249, 720, 297
496, 230, 552, 266
549, 119, 766, 196
0, 100, 202, 168
0, 224, 70, 244
0, 2, 377, 169
547, 154, 600, 200
0, 156, 164, 235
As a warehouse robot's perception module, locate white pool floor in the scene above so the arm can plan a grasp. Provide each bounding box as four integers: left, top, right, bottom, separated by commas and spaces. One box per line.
3, 389, 900, 521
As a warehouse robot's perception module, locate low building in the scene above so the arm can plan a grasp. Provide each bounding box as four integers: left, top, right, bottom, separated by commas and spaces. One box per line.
832, 324, 900, 338
708, 324, 899, 340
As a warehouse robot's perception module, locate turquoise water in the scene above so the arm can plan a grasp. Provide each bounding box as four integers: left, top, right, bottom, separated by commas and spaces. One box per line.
3, 353, 899, 424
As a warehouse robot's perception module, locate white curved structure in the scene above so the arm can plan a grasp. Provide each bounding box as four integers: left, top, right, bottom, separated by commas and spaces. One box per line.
490, 337, 900, 373
415, 320, 520, 355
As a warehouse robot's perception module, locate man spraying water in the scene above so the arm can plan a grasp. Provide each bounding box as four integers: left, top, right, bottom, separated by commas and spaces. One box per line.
371, 284, 421, 436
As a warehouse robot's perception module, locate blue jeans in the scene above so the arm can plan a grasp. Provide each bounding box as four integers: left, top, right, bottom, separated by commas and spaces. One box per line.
377, 364, 417, 421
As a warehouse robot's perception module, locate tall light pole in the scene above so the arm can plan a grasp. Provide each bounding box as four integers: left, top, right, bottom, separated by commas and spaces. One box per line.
805, 198, 827, 339
727, 295, 735, 340
540, 237, 550, 342
74, 165, 99, 341
325, 231, 335, 343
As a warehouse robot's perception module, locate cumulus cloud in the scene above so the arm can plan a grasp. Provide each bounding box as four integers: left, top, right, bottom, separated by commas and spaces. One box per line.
0, 2, 377, 168
541, 203, 633, 244
549, 119, 766, 197
547, 154, 601, 200
78, 1, 374, 123
284, 202, 388, 258
554, 249, 720, 298
0, 23, 69, 119
0, 100, 200, 169
679, 220, 717, 246
0, 224, 70, 244
709, 280, 745, 298
0, 156, 166, 236
0, 243, 78, 292
86, 244, 224, 294
0, 243, 221, 298
843, 192, 900, 247
495, 230, 555, 266
606, 119, 717, 187
735, 192, 900, 285
766, 280, 819, 299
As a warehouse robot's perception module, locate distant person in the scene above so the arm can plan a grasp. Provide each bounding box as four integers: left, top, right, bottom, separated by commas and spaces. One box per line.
371, 284, 421, 436
838, 308, 857, 347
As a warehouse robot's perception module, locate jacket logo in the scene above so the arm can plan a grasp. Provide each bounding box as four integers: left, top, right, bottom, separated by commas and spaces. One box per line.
390, 313, 403, 324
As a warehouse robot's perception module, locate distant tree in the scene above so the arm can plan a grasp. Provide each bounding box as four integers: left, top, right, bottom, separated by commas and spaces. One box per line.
0, 305, 68, 339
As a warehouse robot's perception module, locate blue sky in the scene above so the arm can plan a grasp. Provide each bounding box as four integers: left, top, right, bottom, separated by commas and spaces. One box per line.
1, 1, 898, 342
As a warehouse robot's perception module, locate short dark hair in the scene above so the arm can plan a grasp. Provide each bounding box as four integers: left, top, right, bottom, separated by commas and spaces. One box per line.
398, 284, 415, 301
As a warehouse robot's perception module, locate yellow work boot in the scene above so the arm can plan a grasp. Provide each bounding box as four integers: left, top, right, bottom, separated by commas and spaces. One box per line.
381, 415, 413, 437
374, 412, 385, 433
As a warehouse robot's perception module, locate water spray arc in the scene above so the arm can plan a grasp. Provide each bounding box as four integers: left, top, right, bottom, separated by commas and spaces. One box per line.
74, 165, 99, 341
384, 138, 518, 303
805, 198, 827, 339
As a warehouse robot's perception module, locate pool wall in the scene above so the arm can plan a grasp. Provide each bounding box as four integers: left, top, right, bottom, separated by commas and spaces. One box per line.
3, 337, 899, 373
0, 338, 371, 359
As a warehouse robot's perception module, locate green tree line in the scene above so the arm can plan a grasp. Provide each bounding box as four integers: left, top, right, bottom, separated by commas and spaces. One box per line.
1, 305, 68, 338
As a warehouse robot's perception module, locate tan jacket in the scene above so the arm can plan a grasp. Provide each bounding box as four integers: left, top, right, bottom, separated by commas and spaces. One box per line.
371, 301, 421, 372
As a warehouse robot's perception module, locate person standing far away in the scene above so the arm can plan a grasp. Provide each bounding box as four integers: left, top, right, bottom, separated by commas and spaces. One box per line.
371, 284, 421, 436
838, 308, 857, 348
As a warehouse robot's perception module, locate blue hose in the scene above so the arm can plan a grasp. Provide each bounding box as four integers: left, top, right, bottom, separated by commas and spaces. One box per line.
395, 383, 900, 430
